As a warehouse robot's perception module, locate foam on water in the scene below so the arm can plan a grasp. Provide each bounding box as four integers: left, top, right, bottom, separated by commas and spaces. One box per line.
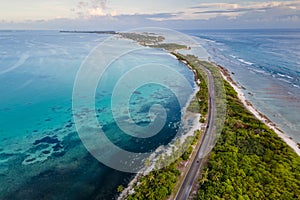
185, 29, 300, 143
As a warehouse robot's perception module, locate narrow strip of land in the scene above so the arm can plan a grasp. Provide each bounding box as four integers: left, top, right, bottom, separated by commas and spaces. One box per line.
174, 64, 216, 200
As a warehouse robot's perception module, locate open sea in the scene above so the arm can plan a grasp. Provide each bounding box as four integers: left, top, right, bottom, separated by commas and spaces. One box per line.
0, 30, 195, 199
185, 29, 300, 144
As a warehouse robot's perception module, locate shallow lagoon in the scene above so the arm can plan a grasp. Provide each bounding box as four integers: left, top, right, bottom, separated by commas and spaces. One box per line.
0, 31, 195, 199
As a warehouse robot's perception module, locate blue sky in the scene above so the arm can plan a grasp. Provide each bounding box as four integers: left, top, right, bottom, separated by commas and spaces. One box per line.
0, 0, 299, 30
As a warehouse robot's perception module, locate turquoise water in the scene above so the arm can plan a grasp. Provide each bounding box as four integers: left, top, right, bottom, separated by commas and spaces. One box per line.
186, 29, 300, 143
0, 31, 195, 199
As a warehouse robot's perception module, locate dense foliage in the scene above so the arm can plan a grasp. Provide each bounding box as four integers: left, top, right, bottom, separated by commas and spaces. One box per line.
197, 81, 300, 200
126, 163, 180, 200
125, 131, 201, 200
119, 36, 300, 199
172, 53, 209, 116
149, 43, 188, 51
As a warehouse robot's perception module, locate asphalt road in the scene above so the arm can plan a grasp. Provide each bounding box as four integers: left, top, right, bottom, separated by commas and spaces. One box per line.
174, 65, 216, 200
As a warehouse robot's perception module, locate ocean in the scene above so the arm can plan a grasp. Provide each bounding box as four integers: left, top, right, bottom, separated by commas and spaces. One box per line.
185, 29, 300, 144
0, 30, 195, 199
1, 28, 299, 199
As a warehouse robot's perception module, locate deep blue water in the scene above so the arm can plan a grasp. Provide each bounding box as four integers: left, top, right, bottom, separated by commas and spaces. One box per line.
0, 30, 195, 199
185, 29, 300, 143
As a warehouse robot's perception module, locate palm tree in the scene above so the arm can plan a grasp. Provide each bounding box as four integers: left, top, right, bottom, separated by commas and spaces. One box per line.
200, 169, 209, 184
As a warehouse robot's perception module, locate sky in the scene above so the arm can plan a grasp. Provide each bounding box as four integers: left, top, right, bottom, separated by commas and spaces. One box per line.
0, 0, 299, 30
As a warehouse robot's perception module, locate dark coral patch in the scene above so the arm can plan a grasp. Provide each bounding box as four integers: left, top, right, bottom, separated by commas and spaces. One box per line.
33, 136, 59, 145
25, 158, 36, 163
42, 150, 51, 154
65, 124, 72, 128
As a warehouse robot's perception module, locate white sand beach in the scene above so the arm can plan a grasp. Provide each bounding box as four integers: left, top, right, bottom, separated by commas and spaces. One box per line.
219, 66, 300, 156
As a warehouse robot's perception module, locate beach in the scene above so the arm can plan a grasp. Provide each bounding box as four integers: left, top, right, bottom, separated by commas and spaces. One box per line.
118, 32, 300, 199
219, 66, 300, 156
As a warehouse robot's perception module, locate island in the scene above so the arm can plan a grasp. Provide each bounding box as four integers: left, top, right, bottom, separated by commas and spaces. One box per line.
60, 30, 117, 34
116, 32, 300, 200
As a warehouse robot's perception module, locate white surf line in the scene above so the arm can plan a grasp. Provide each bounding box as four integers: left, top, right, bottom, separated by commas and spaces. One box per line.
220, 69, 300, 156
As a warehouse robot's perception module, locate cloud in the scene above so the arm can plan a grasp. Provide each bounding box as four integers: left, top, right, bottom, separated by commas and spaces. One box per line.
1, 9, 299, 31
73, 0, 115, 17
141, 1, 300, 21
188, 1, 300, 17
1, 1, 299, 30
190, 3, 240, 10
88, 8, 105, 16
147, 12, 183, 21
193, 8, 255, 14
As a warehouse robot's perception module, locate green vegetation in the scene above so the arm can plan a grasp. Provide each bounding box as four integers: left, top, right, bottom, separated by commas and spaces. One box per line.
193, 58, 227, 139
125, 131, 202, 200
148, 43, 188, 51
126, 163, 180, 200
119, 32, 188, 51
117, 185, 124, 193
171, 54, 227, 139
118, 37, 210, 199
125, 50, 300, 199
120, 33, 300, 200
197, 81, 300, 199
119, 32, 164, 45
171, 53, 209, 116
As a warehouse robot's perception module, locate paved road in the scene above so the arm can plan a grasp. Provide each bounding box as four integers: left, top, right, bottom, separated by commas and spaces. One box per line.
174, 65, 216, 200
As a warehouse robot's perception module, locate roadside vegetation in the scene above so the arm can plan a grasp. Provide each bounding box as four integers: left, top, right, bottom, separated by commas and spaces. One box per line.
172, 53, 208, 116
125, 130, 202, 200
118, 33, 300, 200
197, 81, 300, 199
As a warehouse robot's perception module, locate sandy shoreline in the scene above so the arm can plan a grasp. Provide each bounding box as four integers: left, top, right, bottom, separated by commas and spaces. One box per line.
117, 33, 299, 200
218, 66, 300, 156
117, 59, 299, 200
118, 61, 300, 200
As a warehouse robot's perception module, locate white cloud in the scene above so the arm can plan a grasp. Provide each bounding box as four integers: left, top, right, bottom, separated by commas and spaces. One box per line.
88, 8, 105, 16
146, 1, 300, 21
73, 0, 116, 17
0, 0, 299, 30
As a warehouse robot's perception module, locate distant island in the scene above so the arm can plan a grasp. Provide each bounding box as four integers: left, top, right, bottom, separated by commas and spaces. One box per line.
59, 30, 117, 34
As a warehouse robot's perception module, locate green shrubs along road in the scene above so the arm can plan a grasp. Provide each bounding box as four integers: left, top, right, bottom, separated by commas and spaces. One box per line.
197, 81, 300, 200
117, 34, 300, 199
125, 69, 300, 200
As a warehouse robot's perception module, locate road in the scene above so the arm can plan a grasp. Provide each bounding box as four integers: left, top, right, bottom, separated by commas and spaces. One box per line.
174, 64, 216, 200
